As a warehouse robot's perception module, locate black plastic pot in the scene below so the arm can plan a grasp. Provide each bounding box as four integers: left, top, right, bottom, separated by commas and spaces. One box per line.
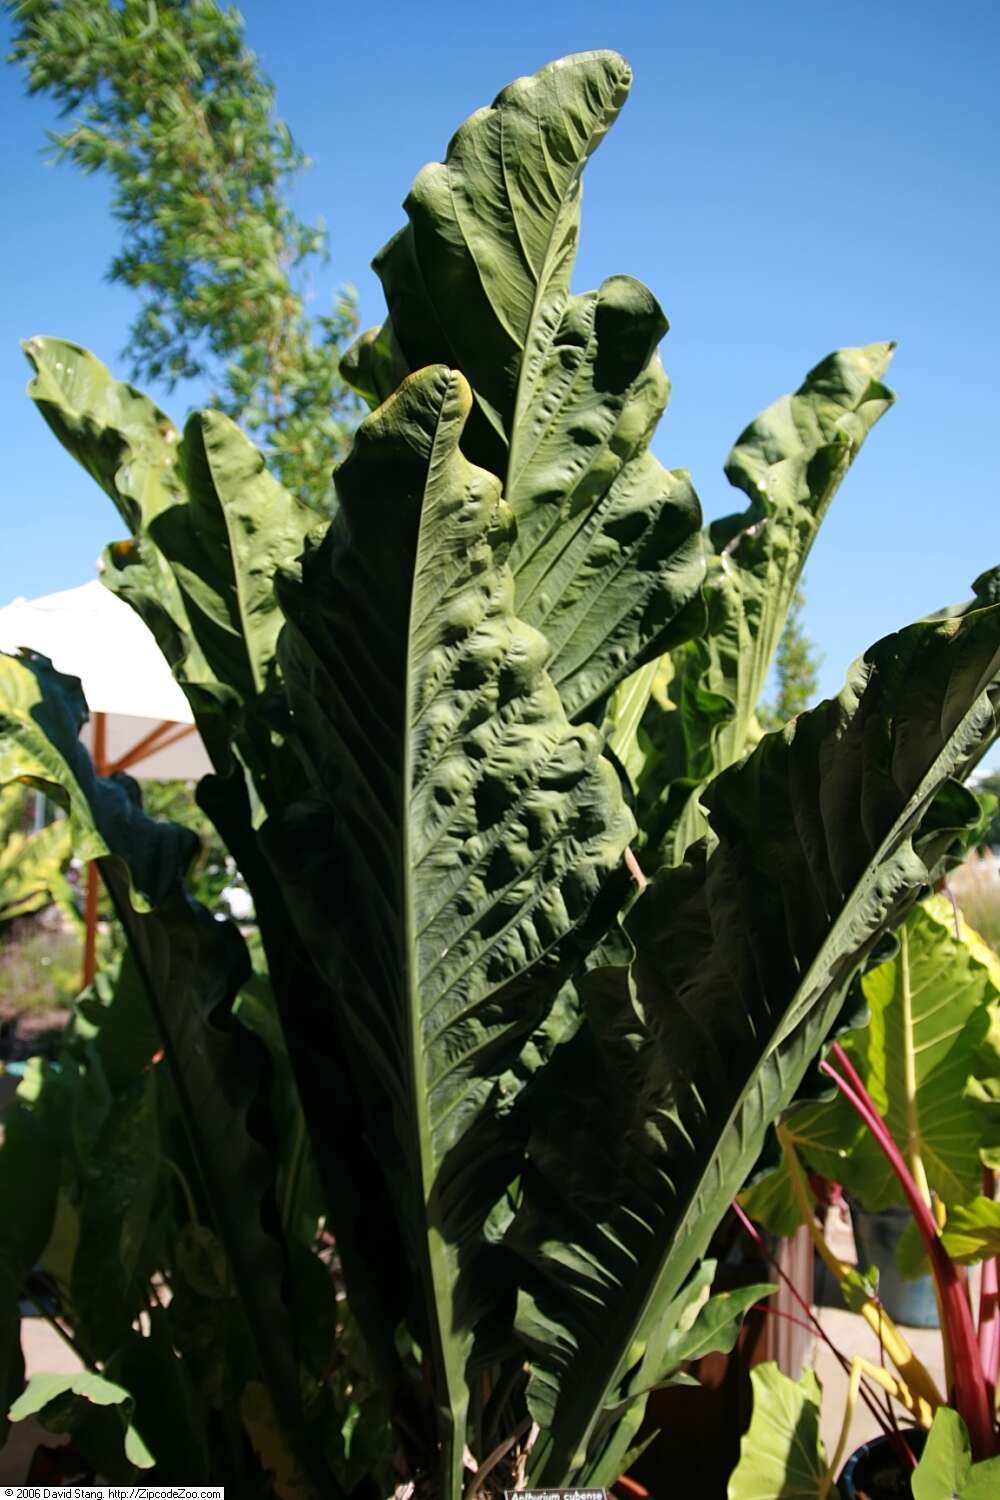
838, 1428, 927, 1499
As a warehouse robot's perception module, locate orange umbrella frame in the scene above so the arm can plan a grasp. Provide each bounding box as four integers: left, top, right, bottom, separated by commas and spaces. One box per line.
81, 710, 198, 986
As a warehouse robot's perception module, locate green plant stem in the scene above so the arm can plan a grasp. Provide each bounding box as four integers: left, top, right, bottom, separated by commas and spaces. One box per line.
730, 1202, 895, 1440
776, 1126, 942, 1416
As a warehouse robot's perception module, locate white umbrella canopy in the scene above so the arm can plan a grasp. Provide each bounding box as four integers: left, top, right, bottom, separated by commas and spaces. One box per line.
0, 580, 211, 779
0, 579, 215, 985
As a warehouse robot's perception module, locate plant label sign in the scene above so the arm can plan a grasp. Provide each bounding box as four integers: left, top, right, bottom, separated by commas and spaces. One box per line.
504, 1492, 608, 1499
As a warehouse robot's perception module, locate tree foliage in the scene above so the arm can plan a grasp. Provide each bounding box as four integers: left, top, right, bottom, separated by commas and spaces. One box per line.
760, 581, 822, 730
5, 0, 360, 509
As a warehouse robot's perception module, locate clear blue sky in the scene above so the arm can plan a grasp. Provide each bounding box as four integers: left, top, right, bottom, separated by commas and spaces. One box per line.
2, 0, 997, 717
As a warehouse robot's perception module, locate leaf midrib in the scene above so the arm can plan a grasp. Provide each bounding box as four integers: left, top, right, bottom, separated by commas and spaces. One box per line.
400, 375, 471, 1481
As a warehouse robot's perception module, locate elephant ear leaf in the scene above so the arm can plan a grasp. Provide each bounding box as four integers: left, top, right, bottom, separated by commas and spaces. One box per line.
270, 364, 635, 1493
508, 604, 1000, 1482
941, 1197, 1000, 1263
342, 52, 705, 722
744, 893, 1000, 1234
728, 1365, 832, 1500
10, 1371, 154, 1481
0, 649, 334, 1496
640, 342, 896, 862
912, 1408, 1000, 1500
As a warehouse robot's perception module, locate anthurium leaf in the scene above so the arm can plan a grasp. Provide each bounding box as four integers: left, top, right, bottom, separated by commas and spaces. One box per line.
603, 661, 661, 787
74, 946, 161, 1096
639, 343, 896, 863
940, 1196, 1000, 1263
912, 1407, 1000, 1500
0, 1058, 78, 1440
197, 768, 412, 1405
343, 53, 705, 721
235, 975, 325, 1249
500, 276, 704, 722
21, 335, 211, 686
156, 407, 315, 703
22, 336, 314, 761
19, 340, 386, 1382
345, 51, 631, 429
19, 340, 388, 1421
270, 364, 635, 1489
586, 1276, 774, 1487
0, 651, 338, 1494
9, 1370, 154, 1480
70, 1070, 161, 1360
727, 1364, 832, 1500
510, 605, 1000, 1482
667, 1283, 775, 1368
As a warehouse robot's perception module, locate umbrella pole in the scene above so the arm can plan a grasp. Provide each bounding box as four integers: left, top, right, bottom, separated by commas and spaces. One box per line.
82, 712, 107, 989
82, 863, 100, 987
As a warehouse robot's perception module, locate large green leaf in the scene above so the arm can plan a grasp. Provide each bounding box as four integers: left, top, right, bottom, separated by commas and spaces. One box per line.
639, 343, 896, 862
912, 1408, 1000, 1499
22, 335, 210, 686
342, 52, 705, 721
743, 895, 1000, 1240
0, 1056, 77, 1442
0, 649, 336, 1496
727, 1365, 833, 1500
940, 1196, 1000, 1263
821, 896, 1000, 1209
587, 1263, 774, 1487
506, 605, 1000, 1481
21, 333, 407, 1403
70, 1070, 161, 1360
22, 336, 314, 758
343, 51, 630, 431
270, 364, 635, 1490
9, 1370, 154, 1480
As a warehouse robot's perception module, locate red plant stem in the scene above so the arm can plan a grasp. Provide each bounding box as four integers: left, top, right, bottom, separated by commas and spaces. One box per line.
979, 1167, 999, 1400
823, 1046, 995, 1459
730, 1202, 898, 1441
762, 1304, 823, 1336
615, 1476, 651, 1498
